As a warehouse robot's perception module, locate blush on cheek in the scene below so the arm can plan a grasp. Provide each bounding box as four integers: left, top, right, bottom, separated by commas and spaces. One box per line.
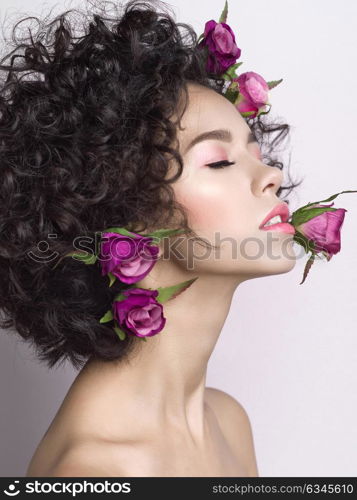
253, 146, 262, 161
179, 188, 227, 229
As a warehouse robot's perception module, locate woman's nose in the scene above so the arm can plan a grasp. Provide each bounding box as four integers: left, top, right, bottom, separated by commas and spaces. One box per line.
252, 162, 283, 197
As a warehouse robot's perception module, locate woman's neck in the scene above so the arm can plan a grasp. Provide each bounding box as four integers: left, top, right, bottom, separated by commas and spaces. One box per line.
78, 260, 241, 443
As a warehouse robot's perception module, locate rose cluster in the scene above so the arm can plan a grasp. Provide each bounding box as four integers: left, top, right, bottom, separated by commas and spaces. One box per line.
197, 1, 279, 119
90, 228, 197, 341
99, 232, 165, 339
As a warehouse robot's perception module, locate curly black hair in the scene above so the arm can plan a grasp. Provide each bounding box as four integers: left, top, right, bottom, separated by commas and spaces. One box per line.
0, 0, 302, 370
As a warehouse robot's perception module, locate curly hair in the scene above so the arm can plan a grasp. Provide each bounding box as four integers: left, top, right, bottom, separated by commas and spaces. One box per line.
0, 0, 302, 370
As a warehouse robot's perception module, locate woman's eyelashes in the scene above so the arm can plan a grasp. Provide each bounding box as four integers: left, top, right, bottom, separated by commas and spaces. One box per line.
205, 160, 235, 169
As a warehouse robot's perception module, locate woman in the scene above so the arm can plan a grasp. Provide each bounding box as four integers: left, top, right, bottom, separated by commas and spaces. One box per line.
0, 0, 301, 476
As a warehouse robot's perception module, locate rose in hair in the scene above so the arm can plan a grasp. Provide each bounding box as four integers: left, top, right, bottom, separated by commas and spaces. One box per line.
234, 72, 270, 119
113, 288, 166, 338
198, 19, 241, 75
100, 232, 160, 284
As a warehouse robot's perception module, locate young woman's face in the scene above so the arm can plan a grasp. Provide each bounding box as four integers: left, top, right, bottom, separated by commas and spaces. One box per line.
169, 82, 296, 280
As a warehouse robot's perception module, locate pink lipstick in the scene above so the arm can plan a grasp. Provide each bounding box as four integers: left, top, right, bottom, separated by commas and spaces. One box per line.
259, 202, 296, 234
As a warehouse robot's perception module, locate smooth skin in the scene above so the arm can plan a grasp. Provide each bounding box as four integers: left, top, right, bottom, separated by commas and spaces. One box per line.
26, 82, 296, 477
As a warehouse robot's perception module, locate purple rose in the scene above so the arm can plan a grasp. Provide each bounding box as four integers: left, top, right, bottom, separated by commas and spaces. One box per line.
100, 232, 159, 284
113, 288, 166, 337
296, 203, 347, 260
234, 72, 270, 119
198, 19, 241, 75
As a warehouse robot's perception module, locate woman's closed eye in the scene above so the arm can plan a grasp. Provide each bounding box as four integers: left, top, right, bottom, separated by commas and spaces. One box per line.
205, 160, 235, 169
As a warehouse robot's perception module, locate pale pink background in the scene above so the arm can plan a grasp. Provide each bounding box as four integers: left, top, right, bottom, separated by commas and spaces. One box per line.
1, 0, 356, 476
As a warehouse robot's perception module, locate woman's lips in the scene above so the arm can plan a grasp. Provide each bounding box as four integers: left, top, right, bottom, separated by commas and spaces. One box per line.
260, 222, 296, 234
259, 202, 296, 234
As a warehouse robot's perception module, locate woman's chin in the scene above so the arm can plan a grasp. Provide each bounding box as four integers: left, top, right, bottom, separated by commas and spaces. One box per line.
257, 254, 297, 278
235, 252, 297, 281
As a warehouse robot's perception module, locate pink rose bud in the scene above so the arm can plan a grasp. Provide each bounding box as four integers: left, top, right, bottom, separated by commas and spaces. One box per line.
113, 288, 166, 338
100, 232, 159, 284
233, 71, 270, 118
295, 203, 347, 261
288, 189, 357, 284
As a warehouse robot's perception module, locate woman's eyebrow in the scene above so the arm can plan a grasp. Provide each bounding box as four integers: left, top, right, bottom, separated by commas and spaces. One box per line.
183, 128, 257, 154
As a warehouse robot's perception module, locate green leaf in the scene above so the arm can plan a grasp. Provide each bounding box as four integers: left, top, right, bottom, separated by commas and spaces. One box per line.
300, 253, 315, 285
224, 88, 239, 104
102, 227, 140, 238
197, 32, 204, 44
51, 254, 68, 270
322, 250, 333, 262
51, 250, 97, 270
156, 277, 199, 303
108, 272, 116, 287
292, 230, 316, 254
240, 110, 256, 118
67, 251, 97, 265
102, 226, 186, 242
293, 190, 357, 212
218, 0, 228, 23
145, 228, 186, 240
291, 206, 339, 227
227, 80, 239, 91
114, 324, 126, 341
113, 292, 128, 302
231, 62, 243, 71
256, 104, 272, 117
266, 78, 283, 90
99, 309, 114, 323
222, 62, 243, 81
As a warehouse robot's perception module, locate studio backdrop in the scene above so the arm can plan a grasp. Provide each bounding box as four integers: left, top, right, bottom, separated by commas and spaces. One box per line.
0, 0, 356, 477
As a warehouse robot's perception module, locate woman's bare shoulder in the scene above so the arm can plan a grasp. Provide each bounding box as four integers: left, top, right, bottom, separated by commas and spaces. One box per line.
36, 440, 139, 477
205, 386, 259, 476
205, 387, 251, 421
47, 449, 118, 477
